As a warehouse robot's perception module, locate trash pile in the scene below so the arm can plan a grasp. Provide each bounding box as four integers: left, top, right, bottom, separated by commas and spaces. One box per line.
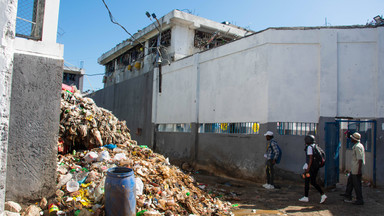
59, 90, 134, 153
51, 89, 233, 215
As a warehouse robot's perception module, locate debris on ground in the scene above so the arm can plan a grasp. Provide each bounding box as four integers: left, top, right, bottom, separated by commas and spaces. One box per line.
50, 89, 233, 215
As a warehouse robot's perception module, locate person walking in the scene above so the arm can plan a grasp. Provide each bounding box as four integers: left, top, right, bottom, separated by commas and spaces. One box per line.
262, 131, 279, 190
299, 135, 327, 203
341, 132, 365, 205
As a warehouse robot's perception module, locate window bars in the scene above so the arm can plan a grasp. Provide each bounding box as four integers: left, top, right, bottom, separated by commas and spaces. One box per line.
199, 122, 260, 134
157, 123, 192, 132
277, 122, 317, 136
16, 0, 44, 40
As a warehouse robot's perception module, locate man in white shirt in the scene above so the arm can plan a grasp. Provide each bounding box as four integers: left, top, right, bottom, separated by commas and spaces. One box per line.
341, 132, 365, 205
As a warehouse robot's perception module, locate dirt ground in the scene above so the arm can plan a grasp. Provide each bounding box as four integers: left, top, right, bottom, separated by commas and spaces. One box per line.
192, 171, 384, 216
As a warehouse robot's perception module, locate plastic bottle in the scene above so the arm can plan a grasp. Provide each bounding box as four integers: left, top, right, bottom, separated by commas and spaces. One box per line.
48, 203, 59, 216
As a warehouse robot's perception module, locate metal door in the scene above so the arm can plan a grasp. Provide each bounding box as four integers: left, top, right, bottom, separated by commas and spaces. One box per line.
324, 122, 339, 187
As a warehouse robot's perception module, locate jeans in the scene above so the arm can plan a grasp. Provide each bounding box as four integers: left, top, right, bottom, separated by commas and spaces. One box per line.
304, 168, 324, 197
266, 159, 274, 185
345, 173, 363, 203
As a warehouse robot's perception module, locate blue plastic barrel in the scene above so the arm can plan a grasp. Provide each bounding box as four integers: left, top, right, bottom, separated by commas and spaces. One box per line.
105, 167, 136, 216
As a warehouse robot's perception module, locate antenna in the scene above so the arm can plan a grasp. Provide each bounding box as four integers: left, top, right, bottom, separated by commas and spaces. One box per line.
324, 17, 331, 26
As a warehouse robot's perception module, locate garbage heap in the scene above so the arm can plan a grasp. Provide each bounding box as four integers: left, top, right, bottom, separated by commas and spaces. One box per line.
54, 90, 232, 215
59, 90, 133, 153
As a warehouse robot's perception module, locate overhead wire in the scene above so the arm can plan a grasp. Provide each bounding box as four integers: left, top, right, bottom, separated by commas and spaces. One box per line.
84, 73, 105, 76
101, 0, 171, 67
101, 0, 144, 47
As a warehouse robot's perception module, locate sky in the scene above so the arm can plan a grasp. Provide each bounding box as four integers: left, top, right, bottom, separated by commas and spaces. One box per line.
58, 0, 383, 92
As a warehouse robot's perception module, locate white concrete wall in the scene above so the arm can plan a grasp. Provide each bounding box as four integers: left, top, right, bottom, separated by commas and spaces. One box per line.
154, 29, 270, 124
154, 57, 198, 124
379, 28, 384, 117
170, 24, 195, 60
337, 28, 381, 118
153, 27, 384, 125
0, 0, 16, 214
265, 29, 321, 123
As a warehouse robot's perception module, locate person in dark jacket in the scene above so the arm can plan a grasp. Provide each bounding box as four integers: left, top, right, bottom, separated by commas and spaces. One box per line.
299, 135, 327, 203
262, 131, 280, 190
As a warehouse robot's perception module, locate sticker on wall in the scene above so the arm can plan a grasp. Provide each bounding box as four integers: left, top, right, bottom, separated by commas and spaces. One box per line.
253, 123, 260, 133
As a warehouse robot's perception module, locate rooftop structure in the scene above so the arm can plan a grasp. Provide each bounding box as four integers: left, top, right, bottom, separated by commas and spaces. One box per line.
98, 9, 254, 87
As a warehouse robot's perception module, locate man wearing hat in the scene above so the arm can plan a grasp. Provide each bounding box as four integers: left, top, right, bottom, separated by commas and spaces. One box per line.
262, 131, 280, 189
341, 132, 365, 205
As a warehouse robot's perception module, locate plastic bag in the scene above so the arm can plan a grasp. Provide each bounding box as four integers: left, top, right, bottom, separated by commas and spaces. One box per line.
135, 177, 144, 195
98, 150, 111, 162
84, 152, 98, 163
113, 153, 126, 161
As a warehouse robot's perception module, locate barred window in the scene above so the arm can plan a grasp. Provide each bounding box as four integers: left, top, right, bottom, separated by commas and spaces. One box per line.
157, 123, 191, 132
199, 122, 260, 134
16, 0, 44, 40
277, 122, 317, 136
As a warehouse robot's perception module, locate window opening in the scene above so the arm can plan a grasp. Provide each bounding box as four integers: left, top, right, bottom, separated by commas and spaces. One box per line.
194, 30, 235, 51
199, 122, 260, 134
157, 123, 191, 132
277, 122, 317, 136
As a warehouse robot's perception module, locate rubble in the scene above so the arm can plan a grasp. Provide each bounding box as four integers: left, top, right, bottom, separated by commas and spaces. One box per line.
23, 205, 41, 216
4, 201, 22, 213
4, 211, 21, 216
52, 89, 233, 215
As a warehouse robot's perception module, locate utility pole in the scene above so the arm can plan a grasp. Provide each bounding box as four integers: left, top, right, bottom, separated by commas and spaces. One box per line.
146, 12, 162, 92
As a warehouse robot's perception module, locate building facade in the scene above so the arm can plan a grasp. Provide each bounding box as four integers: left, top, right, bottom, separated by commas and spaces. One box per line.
63, 64, 85, 92
93, 10, 384, 187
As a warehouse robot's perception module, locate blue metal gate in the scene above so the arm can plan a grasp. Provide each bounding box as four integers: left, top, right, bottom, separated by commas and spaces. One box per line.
324, 122, 339, 187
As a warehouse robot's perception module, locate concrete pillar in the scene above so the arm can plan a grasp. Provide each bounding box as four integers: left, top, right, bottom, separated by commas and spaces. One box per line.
4, 0, 63, 204
41, 0, 60, 43
0, 1, 17, 214
171, 24, 195, 60
6, 53, 62, 202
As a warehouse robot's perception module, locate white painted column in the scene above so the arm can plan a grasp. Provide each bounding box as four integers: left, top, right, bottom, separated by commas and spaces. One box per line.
192, 53, 200, 123
319, 29, 338, 117
152, 67, 159, 124
377, 27, 384, 117
42, 0, 60, 43
0, 0, 17, 215
171, 24, 195, 60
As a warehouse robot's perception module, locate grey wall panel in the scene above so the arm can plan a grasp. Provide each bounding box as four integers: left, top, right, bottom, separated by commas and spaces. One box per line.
6, 53, 62, 202
376, 118, 384, 186
91, 72, 153, 147
154, 131, 196, 165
